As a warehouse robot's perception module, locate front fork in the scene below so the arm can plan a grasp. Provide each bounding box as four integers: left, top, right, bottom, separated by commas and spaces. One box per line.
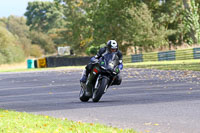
94, 75, 100, 89
94, 75, 110, 93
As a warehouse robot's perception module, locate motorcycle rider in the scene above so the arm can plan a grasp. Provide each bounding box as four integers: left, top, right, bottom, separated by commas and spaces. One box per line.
80, 40, 123, 85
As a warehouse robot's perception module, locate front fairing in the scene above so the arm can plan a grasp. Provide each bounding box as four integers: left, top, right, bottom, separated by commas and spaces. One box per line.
99, 52, 120, 75
86, 53, 119, 94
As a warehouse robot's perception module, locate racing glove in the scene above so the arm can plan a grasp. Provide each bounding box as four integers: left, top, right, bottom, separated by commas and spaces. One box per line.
90, 57, 98, 63
118, 63, 123, 70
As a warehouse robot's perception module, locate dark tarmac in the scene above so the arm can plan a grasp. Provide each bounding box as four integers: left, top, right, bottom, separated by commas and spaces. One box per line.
0, 68, 200, 133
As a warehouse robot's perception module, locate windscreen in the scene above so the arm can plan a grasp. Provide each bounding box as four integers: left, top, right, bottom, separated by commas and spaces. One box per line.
101, 53, 119, 70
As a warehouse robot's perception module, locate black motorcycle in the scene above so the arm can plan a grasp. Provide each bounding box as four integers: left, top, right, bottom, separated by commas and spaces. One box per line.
79, 52, 120, 102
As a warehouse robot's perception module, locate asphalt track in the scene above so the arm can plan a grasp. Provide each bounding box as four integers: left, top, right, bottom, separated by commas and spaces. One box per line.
0, 68, 200, 133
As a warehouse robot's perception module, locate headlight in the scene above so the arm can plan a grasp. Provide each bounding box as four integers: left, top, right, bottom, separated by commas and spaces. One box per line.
113, 71, 117, 74
101, 66, 106, 69
109, 62, 114, 68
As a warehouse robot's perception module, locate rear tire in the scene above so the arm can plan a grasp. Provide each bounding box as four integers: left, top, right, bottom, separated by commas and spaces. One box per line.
92, 78, 108, 102
79, 87, 90, 102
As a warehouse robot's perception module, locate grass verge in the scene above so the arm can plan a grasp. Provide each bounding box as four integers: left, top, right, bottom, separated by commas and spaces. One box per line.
0, 109, 136, 133
0, 66, 85, 73
1, 59, 200, 73
124, 59, 200, 71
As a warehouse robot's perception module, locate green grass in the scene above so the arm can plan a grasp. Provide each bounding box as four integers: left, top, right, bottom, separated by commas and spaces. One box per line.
0, 66, 85, 73
0, 109, 135, 133
1, 59, 200, 73
124, 59, 200, 71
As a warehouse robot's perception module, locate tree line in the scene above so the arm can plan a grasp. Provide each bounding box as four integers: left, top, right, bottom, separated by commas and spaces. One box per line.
0, 16, 56, 64
0, 0, 200, 64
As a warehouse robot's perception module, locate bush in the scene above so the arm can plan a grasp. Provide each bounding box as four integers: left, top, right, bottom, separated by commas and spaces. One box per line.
10, 46, 26, 62
0, 27, 15, 48
86, 44, 106, 56
30, 45, 44, 57
0, 47, 13, 63
86, 45, 99, 56
0, 25, 26, 64
30, 31, 56, 54
0, 45, 25, 64
0, 53, 6, 64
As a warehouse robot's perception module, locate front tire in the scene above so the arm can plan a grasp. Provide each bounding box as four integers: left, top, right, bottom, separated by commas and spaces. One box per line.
92, 78, 108, 102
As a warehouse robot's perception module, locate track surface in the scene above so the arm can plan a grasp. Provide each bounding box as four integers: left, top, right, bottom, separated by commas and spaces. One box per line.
0, 68, 200, 133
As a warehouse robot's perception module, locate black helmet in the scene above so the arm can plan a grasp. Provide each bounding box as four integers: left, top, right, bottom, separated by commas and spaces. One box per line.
107, 40, 118, 52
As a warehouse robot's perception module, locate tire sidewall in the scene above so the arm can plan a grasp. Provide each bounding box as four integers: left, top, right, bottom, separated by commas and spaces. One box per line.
92, 77, 108, 102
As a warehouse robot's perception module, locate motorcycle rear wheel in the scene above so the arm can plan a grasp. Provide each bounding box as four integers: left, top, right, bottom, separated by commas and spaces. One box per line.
92, 78, 108, 102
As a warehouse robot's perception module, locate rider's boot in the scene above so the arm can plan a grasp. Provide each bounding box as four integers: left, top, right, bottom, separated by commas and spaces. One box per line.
80, 70, 88, 83
80, 69, 93, 97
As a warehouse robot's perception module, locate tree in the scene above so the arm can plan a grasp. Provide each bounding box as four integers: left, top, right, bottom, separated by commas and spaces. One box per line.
24, 1, 65, 32
54, 0, 93, 53
23, 0, 200, 56
30, 31, 56, 54
183, 0, 200, 44
154, 1, 185, 46
0, 26, 15, 49
0, 26, 25, 64
30, 45, 44, 57
126, 3, 169, 52
183, 0, 190, 9
0, 16, 32, 56
86, 0, 133, 52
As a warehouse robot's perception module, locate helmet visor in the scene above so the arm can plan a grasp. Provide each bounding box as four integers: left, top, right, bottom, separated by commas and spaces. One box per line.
111, 48, 117, 52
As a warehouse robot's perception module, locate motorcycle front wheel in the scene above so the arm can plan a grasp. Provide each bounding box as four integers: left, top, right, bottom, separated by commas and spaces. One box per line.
79, 87, 90, 102
92, 77, 108, 102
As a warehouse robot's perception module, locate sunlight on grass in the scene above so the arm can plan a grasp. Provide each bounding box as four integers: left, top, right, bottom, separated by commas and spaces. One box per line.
124, 59, 200, 71
125, 59, 200, 65
1, 59, 200, 73
0, 66, 85, 72
0, 109, 136, 133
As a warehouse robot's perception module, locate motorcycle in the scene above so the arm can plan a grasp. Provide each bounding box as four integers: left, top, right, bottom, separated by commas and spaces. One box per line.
79, 52, 120, 102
